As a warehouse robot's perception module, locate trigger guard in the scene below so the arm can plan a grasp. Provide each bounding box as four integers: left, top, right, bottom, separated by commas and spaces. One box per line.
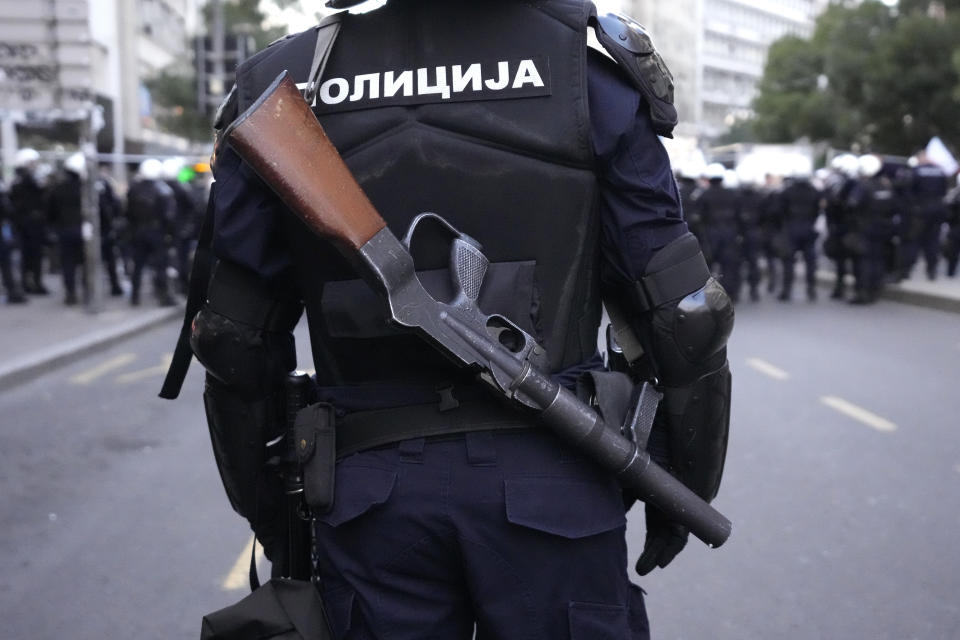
401, 212, 481, 251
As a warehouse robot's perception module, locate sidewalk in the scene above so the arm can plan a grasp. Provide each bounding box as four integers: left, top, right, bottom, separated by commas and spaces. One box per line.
815, 266, 960, 314
0, 274, 183, 392
1, 265, 959, 393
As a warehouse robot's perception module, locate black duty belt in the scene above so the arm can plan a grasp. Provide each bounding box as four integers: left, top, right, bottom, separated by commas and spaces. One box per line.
335, 397, 538, 459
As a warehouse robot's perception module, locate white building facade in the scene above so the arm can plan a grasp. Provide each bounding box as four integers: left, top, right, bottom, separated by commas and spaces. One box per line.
623, 0, 822, 139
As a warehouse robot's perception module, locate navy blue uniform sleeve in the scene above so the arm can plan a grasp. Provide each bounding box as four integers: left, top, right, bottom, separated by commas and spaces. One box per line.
588, 50, 687, 285
209, 143, 295, 280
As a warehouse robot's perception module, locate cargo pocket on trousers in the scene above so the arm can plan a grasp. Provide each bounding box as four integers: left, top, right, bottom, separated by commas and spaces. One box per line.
568, 601, 629, 639
504, 477, 626, 538
317, 465, 397, 528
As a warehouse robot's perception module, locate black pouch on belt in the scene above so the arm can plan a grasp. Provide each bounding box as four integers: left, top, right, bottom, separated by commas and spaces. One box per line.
294, 403, 337, 513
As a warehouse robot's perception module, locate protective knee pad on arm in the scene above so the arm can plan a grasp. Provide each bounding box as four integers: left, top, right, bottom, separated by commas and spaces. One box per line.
637, 233, 735, 502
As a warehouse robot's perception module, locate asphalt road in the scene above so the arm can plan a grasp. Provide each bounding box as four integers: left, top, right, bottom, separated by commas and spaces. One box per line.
0, 296, 958, 639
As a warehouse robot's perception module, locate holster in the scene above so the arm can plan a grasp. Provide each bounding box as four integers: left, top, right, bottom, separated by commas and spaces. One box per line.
294, 403, 337, 513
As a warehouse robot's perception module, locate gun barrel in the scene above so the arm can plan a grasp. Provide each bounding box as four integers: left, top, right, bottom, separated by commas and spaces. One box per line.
442, 309, 732, 547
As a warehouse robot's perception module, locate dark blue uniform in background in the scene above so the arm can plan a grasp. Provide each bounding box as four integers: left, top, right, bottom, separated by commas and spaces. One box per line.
903, 161, 949, 280
46, 169, 86, 305
775, 177, 821, 301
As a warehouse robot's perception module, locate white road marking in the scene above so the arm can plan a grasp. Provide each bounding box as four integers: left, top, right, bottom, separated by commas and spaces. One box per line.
820, 395, 897, 432
746, 358, 790, 380
222, 535, 265, 591
69, 353, 137, 385
115, 353, 173, 384
954, 464, 960, 475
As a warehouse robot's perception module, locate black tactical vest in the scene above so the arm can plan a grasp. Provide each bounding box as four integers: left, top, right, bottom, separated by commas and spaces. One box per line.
234, 0, 601, 388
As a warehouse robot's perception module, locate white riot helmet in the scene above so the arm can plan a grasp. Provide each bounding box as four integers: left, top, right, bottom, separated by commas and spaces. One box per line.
858, 154, 883, 178
64, 152, 86, 177
138, 158, 164, 181
704, 162, 726, 181
834, 153, 860, 179
162, 157, 184, 181
722, 169, 739, 189
15, 148, 40, 168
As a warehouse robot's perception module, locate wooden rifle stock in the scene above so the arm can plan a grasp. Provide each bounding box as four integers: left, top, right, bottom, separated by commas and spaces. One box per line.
224, 71, 386, 251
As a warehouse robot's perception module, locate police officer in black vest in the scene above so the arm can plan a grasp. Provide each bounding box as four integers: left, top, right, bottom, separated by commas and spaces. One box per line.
46, 153, 88, 305
945, 175, 960, 277
846, 154, 899, 304
775, 168, 821, 301
736, 169, 763, 302
902, 151, 949, 280
10, 148, 50, 295
690, 163, 743, 301
126, 159, 176, 306
0, 180, 27, 304
179, 2, 734, 637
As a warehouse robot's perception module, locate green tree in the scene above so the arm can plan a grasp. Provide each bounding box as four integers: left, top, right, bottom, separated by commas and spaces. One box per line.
751, 36, 834, 143
750, 0, 960, 155
149, 0, 307, 141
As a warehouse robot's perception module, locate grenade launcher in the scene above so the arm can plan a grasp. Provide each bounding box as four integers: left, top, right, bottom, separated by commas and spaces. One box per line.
224, 71, 732, 549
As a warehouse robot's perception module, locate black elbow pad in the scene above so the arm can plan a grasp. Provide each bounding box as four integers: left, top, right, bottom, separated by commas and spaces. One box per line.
191, 308, 296, 397
190, 261, 302, 397
632, 233, 734, 502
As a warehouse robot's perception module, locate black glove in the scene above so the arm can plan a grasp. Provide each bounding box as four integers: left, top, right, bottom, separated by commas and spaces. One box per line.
634, 503, 689, 576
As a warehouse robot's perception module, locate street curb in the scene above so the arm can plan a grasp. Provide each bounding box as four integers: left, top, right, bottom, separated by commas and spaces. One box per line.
879, 285, 960, 314
815, 270, 960, 315
0, 306, 182, 393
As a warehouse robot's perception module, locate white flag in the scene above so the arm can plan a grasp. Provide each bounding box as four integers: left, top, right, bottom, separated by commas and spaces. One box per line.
925, 136, 959, 175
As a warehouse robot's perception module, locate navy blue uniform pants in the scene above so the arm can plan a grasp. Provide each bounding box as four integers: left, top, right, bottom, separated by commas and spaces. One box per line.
57, 228, 84, 298
130, 230, 169, 300
314, 429, 648, 640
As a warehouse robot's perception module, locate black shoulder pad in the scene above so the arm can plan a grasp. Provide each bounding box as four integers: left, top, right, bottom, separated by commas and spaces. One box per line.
592, 12, 678, 138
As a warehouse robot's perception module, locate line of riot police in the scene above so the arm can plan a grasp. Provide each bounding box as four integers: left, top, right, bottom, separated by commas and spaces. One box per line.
677, 152, 959, 306
1, 149, 209, 307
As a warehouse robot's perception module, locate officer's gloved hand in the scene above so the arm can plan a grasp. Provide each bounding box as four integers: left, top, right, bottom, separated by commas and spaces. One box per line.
634, 503, 689, 576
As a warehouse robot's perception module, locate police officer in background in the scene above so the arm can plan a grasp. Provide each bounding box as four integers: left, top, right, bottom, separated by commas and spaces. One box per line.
845, 154, 899, 304
125, 158, 176, 306
45, 152, 87, 305
9, 148, 50, 295
97, 165, 125, 297
902, 150, 949, 280
775, 167, 821, 302
691, 162, 743, 301
823, 154, 859, 300
942, 174, 960, 278
176, 1, 734, 637
736, 167, 763, 302
0, 180, 27, 304
161, 157, 201, 295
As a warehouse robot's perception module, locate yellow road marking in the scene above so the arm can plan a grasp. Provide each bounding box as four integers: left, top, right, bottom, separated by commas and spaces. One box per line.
69, 353, 137, 385
222, 535, 264, 591
115, 353, 173, 384
746, 358, 790, 380
820, 395, 897, 432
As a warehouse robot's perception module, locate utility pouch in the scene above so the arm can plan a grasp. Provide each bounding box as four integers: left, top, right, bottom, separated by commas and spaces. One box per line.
576, 370, 635, 431
294, 403, 337, 513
